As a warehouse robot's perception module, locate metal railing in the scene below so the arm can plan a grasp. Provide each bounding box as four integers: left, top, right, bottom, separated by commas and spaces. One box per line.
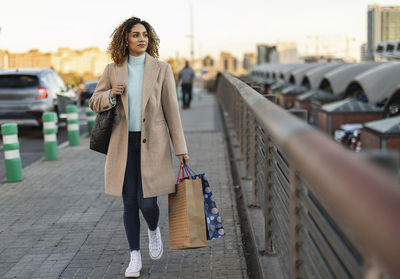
216, 72, 400, 279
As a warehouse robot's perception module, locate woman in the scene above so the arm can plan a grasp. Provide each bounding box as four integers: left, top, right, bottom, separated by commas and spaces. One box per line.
89, 17, 189, 278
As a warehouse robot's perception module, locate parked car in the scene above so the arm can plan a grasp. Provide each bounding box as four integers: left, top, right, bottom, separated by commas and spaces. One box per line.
0, 68, 78, 126
78, 81, 98, 106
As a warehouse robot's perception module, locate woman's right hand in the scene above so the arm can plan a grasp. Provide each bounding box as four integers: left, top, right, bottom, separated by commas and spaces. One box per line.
110, 84, 125, 98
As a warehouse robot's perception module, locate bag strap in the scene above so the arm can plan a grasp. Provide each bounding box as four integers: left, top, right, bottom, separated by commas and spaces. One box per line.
183, 165, 193, 179
184, 163, 197, 176
176, 165, 184, 184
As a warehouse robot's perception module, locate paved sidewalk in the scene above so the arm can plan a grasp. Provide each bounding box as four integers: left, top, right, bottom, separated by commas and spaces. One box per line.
0, 91, 248, 279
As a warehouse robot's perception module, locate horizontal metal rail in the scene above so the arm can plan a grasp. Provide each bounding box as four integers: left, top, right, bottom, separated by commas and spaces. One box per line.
216, 72, 400, 279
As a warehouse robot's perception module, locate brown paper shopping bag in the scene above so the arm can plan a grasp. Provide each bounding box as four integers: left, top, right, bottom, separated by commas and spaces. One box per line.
168, 166, 207, 249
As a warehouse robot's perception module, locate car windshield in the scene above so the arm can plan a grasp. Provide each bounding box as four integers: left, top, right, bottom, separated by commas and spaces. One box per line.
0, 75, 39, 88
53, 74, 68, 92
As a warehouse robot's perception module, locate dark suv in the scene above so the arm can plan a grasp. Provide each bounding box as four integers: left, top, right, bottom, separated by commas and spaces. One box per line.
0, 68, 78, 125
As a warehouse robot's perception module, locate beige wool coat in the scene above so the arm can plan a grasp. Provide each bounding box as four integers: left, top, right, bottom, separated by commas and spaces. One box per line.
89, 52, 187, 198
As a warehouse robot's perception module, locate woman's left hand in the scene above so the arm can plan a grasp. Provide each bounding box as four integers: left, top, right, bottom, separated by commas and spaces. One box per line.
177, 154, 190, 166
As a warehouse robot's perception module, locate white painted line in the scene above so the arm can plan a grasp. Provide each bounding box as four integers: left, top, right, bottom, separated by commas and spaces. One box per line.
58, 141, 69, 149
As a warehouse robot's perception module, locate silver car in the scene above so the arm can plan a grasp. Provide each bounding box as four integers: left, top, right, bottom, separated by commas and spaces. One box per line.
0, 68, 78, 126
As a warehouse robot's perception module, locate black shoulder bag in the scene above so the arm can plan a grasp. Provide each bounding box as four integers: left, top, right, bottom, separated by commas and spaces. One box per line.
89, 96, 118, 154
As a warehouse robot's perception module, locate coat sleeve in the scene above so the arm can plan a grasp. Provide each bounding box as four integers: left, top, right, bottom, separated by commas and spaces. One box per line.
161, 64, 188, 156
89, 64, 114, 113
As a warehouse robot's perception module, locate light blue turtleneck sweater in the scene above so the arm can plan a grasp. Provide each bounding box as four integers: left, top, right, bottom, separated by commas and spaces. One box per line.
110, 53, 146, 131
127, 53, 145, 131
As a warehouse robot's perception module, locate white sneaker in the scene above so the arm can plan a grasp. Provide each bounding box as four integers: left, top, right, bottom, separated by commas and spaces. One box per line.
125, 250, 142, 278
148, 227, 163, 260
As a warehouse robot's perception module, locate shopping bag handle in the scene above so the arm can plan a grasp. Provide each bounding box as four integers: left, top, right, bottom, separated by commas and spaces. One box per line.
176, 164, 194, 184
176, 165, 184, 184
184, 163, 197, 176
183, 165, 193, 180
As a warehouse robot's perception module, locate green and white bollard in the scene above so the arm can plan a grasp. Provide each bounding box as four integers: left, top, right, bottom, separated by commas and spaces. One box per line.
66, 105, 80, 146
1, 123, 23, 182
42, 112, 58, 160
85, 99, 96, 136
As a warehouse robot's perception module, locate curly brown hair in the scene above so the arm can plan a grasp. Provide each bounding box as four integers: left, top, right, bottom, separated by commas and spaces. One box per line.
107, 17, 160, 65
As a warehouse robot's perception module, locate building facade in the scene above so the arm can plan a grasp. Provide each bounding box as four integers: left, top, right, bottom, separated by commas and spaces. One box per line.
367, 5, 400, 60
1, 48, 250, 79
360, 43, 368, 61
276, 41, 300, 64
381, 6, 400, 42
257, 44, 279, 65
0, 48, 111, 76
243, 53, 256, 72
0, 50, 9, 69
220, 52, 237, 73
7, 49, 52, 69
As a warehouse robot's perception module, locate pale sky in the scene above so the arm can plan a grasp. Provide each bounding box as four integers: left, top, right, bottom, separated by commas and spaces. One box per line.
0, 0, 399, 60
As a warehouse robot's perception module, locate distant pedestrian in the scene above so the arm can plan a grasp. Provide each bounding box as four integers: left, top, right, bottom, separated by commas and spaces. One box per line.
89, 16, 189, 278
178, 61, 195, 109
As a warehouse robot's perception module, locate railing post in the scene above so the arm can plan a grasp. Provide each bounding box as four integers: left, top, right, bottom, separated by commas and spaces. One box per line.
234, 92, 239, 142
264, 135, 276, 255
239, 99, 244, 160
243, 105, 250, 172
231, 90, 240, 148
289, 168, 301, 279
251, 118, 260, 207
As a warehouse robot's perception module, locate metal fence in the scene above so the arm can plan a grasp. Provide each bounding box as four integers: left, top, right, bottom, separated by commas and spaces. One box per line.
216, 72, 400, 279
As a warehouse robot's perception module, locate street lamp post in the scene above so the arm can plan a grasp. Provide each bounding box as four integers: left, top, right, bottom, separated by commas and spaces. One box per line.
345, 37, 356, 62
188, 0, 194, 66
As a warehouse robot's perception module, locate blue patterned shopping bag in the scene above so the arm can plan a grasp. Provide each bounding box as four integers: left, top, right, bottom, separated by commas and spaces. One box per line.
184, 164, 226, 240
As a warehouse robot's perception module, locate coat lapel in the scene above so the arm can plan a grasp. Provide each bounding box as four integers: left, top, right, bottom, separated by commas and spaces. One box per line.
115, 52, 160, 121
115, 58, 128, 121
142, 53, 160, 113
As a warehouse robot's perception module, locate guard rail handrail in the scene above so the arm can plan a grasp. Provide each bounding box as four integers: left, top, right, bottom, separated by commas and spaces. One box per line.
216, 72, 400, 279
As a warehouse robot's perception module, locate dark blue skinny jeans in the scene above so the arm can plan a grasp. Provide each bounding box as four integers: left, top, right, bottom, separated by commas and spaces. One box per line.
122, 131, 159, 251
